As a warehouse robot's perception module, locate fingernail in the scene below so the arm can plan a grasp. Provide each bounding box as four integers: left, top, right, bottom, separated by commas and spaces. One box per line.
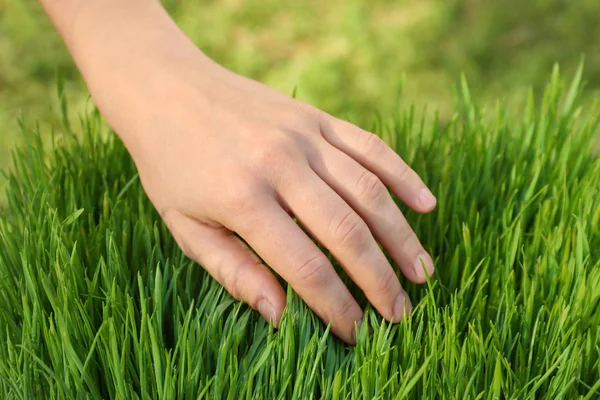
413, 253, 435, 279
257, 299, 277, 325
418, 188, 437, 209
393, 291, 412, 322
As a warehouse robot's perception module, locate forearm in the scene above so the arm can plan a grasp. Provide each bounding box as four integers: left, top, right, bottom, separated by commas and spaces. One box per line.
38, 0, 90, 41
39, 0, 197, 77
38, 0, 221, 154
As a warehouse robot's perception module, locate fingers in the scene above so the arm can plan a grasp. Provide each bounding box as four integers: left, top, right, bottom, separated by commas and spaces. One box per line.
225, 196, 363, 344
319, 116, 437, 213
163, 210, 286, 327
278, 168, 413, 324
309, 144, 435, 283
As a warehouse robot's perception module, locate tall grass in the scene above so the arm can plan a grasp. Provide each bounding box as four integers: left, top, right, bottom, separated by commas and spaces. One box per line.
0, 68, 599, 399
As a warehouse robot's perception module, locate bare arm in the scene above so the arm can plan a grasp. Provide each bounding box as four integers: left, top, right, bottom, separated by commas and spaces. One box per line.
38, 0, 436, 344
40, 0, 174, 58
39, 0, 216, 152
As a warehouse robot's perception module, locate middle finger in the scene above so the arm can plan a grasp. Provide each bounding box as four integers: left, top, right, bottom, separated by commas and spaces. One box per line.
309, 143, 435, 283
279, 166, 412, 323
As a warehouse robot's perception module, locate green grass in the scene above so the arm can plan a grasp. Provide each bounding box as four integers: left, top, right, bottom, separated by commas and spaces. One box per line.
0, 67, 599, 398
3, 0, 600, 201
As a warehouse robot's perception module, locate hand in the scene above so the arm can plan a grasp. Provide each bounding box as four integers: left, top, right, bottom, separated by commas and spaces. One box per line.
68, 3, 436, 344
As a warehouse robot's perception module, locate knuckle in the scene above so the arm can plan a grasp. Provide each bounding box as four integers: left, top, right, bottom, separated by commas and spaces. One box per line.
356, 170, 386, 205
221, 179, 262, 217
361, 132, 386, 156
336, 297, 360, 323
330, 212, 369, 249
396, 163, 413, 184
217, 257, 265, 301
294, 252, 330, 285
281, 108, 318, 130
369, 268, 398, 297
399, 227, 418, 251
221, 268, 243, 300
250, 133, 301, 170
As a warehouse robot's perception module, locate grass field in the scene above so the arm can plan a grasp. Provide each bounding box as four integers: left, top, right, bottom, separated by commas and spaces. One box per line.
1, 1, 600, 398
2, 0, 600, 201
0, 67, 598, 398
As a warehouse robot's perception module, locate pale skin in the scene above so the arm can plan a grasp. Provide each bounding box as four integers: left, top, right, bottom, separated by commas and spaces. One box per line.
40, 0, 436, 344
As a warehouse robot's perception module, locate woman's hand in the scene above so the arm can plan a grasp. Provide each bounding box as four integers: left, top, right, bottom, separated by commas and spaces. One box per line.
42, 0, 436, 343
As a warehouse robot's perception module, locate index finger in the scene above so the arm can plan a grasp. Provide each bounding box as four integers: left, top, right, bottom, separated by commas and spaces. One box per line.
226, 196, 363, 344
320, 116, 437, 213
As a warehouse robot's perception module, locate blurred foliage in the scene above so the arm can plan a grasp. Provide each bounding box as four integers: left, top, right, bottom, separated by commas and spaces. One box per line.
0, 0, 599, 202
410, 0, 600, 102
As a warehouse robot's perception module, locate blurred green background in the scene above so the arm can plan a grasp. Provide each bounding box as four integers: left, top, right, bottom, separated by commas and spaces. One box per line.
1, 0, 599, 204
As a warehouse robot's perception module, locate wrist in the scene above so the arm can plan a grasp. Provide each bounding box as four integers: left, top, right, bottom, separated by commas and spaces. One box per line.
68, 0, 222, 89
